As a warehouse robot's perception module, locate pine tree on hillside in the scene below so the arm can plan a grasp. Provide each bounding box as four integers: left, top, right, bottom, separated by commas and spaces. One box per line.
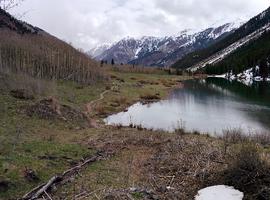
259, 58, 269, 80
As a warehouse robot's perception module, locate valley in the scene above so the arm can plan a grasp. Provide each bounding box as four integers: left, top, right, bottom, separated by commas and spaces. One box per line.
2, 67, 270, 200
1, 2, 270, 200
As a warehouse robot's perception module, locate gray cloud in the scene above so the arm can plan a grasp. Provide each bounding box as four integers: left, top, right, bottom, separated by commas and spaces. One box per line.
10, 0, 270, 50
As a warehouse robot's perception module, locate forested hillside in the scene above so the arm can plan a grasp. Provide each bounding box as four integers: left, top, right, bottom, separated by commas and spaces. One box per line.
205, 31, 270, 75
172, 6, 270, 70
0, 8, 104, 84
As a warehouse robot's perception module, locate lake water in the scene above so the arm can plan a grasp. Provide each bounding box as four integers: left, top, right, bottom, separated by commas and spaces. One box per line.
105, 78, 270, 135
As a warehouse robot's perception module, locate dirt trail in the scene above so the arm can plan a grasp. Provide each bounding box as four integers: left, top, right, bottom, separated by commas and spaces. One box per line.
85, 90, 109, 114
83, 90, 110, 128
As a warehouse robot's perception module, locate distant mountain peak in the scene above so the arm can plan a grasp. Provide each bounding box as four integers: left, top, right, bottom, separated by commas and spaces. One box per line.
175, 28, 198, 37
88, 22, 242, 67
88, 43, 112, 58
172, 6, 270, 71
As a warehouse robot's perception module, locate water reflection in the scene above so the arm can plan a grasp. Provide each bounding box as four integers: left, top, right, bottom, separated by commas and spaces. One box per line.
105, 78, 270, 135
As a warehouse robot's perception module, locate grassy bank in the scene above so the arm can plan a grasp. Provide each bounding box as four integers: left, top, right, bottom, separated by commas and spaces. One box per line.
0, 69, 269, 200
0, 68, 189, 199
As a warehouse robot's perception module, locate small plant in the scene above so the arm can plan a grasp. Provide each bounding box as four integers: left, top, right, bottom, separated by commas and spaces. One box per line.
221, 128, 247, 144
94, 104, 107, 116
174, 119, 186, 135
113, 96, 127, 105
135, 124, 144, 131
192, 130, 200, 135
131, 191, 144, 199
140, 93, 160, 101
115, 124, 123, 129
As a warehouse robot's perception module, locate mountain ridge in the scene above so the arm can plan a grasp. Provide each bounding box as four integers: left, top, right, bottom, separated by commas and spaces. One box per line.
172, 6, 270, 71
88, 22, 242, 67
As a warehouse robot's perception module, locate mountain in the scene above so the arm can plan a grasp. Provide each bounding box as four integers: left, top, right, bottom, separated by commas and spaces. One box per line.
88, 43, 111, 58
0, 8, 103, 84
90, 23, 241, 67
172, 6, 270, 73
205, 26, 270, 76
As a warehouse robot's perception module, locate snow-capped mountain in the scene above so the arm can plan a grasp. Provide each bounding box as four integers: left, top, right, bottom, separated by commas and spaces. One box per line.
178, 6, 270, 72
89, 22, 242, 67
88, 43, 112, 58
188, 22, 270, 72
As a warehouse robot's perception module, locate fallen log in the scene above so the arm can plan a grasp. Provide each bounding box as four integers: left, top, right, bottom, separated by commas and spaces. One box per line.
20, 152, 105, 200
30, 176, 62, 200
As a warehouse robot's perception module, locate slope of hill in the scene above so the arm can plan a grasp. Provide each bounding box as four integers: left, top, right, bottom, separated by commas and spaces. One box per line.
89, 23, 240, 67
205, 29, 270, 76
172, 6, 270, 71
0, 8, 103, 85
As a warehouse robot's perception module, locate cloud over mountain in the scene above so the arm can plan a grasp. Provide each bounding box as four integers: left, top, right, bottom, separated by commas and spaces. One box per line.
11, 0, 269, 50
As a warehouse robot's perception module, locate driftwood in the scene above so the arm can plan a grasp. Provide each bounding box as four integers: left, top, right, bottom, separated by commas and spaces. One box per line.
21, 152, 104, 200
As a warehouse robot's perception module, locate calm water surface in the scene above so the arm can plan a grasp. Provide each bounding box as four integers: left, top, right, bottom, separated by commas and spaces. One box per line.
105, 78, 270, 135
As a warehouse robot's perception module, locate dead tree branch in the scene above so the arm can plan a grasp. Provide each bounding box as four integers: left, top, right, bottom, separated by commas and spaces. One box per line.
21, 152, 107, 200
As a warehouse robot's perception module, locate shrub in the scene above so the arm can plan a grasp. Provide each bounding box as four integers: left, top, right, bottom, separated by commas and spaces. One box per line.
223, 144, 270, 199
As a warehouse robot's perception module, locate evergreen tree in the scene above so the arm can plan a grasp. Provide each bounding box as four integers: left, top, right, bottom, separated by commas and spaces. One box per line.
259, 58, 269, 80
100, 60, 104, 67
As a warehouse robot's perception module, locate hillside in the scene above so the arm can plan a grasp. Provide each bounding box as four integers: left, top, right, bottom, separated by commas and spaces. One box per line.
89, 23, 240, 67
205, 30, 270, 75
0, 8, 103, 84
172, 6, 270, 71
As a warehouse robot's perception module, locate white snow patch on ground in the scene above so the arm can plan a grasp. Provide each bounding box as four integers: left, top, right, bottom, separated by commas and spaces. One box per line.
208, 74, 226, 78
195, 185, 244, 200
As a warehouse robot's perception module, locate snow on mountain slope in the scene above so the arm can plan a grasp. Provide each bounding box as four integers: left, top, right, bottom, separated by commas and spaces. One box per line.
189, 22, 270, 72
90, 22, 241, 67
88, 43, 111, 58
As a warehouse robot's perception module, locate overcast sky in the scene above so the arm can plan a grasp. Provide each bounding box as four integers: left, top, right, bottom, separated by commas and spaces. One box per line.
11, 0, 270, 50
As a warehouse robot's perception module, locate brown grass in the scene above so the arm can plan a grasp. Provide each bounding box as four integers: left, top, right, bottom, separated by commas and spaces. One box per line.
0, 71, 56, 97
221, 128, 270, 146
220, 144, 270, 200
106, 65, 166, 75
140, 93, 161, 101
94, 104, 107, 116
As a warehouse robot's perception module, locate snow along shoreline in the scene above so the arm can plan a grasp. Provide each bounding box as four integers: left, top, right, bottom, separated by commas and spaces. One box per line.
209, 67, 270, 86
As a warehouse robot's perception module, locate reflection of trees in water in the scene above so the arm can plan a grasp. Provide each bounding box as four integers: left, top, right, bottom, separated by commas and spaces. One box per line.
258, 81, 269, 96
203, 78, 270, 131
246, 109, 270, 131
205, 78, 270, 106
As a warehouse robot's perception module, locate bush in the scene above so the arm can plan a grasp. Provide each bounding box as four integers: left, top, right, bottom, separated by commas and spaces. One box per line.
223, 144, 270, 199
221, 128, 270, 146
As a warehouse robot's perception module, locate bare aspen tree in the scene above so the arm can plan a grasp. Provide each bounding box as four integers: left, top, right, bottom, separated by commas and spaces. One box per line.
0, 9, 104, 85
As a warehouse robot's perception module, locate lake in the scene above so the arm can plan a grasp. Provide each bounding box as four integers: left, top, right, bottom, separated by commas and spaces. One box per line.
105, 78, 270, 135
